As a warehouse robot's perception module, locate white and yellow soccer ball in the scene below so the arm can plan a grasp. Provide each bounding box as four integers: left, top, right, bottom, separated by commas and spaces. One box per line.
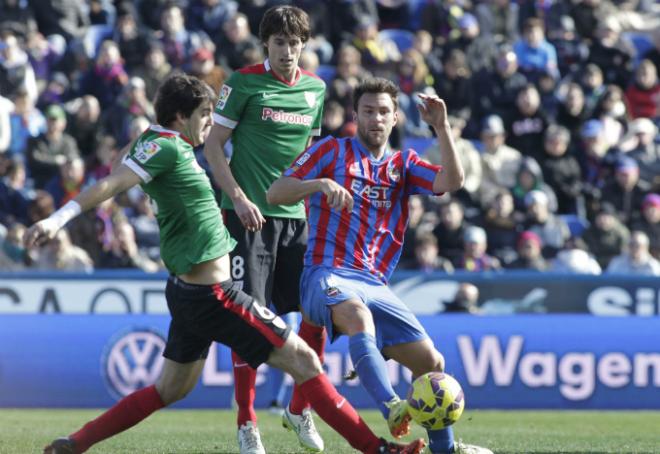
406, 372, 465, 430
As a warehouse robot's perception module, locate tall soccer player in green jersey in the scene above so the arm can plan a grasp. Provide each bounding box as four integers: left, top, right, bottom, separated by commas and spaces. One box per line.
203, 6, 327, 454
27, 74, 425, 454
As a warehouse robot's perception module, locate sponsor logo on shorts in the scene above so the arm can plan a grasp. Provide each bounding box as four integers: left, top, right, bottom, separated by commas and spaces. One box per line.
217, 84, 232, 110
102, 328, 166, 399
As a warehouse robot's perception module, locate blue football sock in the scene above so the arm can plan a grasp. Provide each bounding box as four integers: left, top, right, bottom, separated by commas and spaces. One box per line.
348, 332, 397, 418
428, 426, 455, 454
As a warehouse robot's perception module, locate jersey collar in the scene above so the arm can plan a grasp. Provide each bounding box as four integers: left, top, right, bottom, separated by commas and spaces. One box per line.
352, 137, 393, 164
264, 58, 301, 86
150, 125, 193, 145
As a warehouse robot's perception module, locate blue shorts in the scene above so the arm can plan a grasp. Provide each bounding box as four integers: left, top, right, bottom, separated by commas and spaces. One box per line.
300, 266, 429, 350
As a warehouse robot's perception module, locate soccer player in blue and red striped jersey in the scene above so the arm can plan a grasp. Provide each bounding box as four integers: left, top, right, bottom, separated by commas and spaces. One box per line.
268, 77, 492, 454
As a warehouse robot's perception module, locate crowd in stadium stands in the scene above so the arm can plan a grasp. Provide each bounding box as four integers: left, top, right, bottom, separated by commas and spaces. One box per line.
0, 0, 658, 276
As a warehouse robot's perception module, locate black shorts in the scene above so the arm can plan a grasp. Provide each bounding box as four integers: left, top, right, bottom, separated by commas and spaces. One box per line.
163, 276, 292, 368
224, 210, 307, 315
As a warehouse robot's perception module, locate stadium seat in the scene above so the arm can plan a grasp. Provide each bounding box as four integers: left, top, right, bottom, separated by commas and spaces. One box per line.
315, 64, 337, 84
378, 29, 416, 53
622, 32, 653, 66
559, 214, 589, 238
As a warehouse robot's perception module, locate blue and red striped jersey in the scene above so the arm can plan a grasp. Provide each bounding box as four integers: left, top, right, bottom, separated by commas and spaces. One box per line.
284, 136, 442, 282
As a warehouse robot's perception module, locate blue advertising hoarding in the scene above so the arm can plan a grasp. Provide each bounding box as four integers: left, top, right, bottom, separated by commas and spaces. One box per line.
1, 314, 658, 409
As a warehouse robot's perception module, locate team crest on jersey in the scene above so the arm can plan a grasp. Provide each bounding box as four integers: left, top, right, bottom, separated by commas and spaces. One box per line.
216, 84, 232, 110
387, 160, 400, 182
134, 141, 161, 163
304, 91, 316, 108
348, 161, 361, 176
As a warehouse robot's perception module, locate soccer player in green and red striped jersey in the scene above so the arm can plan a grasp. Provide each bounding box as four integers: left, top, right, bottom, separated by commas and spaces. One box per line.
203, 6, 328, 453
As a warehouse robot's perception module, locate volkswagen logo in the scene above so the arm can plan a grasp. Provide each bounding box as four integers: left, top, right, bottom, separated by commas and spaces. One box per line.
102, 328, 166, 399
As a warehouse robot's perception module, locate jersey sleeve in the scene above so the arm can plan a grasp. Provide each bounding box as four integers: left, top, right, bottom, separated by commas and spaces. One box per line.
284, 136, 336, 180
405, 150, 442, 195
213, 71, 248, 129
123, 137, 177, 183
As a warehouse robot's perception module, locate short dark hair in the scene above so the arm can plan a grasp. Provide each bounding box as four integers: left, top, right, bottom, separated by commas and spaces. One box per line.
259, 5, 311, 44
154, 73, 215, 127
353, 77, 399, 112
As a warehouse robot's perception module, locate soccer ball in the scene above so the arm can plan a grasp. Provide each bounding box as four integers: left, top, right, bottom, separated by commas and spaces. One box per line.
406, 372, 465, 430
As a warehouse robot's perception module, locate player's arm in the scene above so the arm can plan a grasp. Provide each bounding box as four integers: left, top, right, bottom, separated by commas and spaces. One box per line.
203, 123, 265, 231
267, 176, 353, 212
24, 164, 141, 248
417, 93, 465, 193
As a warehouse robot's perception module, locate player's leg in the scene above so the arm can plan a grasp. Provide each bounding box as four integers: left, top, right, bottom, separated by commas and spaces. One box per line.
225, 210, 273, 434
268, 330, 425, 454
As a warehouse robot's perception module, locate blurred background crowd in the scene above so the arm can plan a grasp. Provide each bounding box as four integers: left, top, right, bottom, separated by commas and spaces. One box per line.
0, 0, 658, 276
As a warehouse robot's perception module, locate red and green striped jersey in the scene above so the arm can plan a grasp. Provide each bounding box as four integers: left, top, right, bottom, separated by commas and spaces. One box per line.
213, 59, 325, 219
122, 125, 236, 275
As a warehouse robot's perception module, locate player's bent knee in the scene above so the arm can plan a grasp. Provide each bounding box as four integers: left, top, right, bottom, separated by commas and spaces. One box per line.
155, 380, 194, 405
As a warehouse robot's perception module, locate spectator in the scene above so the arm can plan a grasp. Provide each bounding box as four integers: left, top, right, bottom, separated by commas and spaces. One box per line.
400, 196, 434, 269
508, 230, 547, 271
0, 0, 38, 40
523, 189, 570, 259
540, 125, 583, 215
78, 40, 128, 109
512, 156, 559, 214
624, 59, 660, 120
25, 31, 67, 89
580, 63, 606, 119
327, 45, 370, 116
0, 222, 27, 270
577, 120, 614, 218
132, 42, 173, 102
555, 82, 587, 143
32, 228, 93, 272
37, 71, 71, 110
623, 119, 660, 191
44, 156, 85, 208
469, 45, 527, 135
156, 4, 210, 69
351, 15, 400, 77
26, 104, 80, 189
0, 159, 31, 226
112, 2, 154, 72
457, 225, 502, 272
587, 17, 634, 88
547, 15, 589, 78
420, 0, 464, 45
506, 84, 549, 161
396, 48, 434, 138
26, 189, 55, 225
551, 246, 602, 275
29, 0, 89, 43
631, 193, 660, 260
413, 232, 454, 274
102, 76, 155, 147
606, 231, 660, 276
593, 84, 626, 148
443, 13, 497, 75
320, 101, 345, 137
0, 30, 39, 103
85, 134, 116, 184
443, 282, 481, 314
481, 188, 521, 266
478, 114, 523, 207
513, 18, 559, 83
65, 95, 102, 157
326, 0, 379, 47
432, 198, 470, 267
475, 0, 519, 45
98, 220, 159, 272
600, 156, 650, 227
216, 12, 261, 71
425, 115, 482, 209
433, 48, 471, 120
187, 0, 238, 43
582, 202, 630, 269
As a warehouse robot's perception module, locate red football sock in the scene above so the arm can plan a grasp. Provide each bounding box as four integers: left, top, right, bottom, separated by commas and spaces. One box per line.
70, 385, 164, 453
289, 321, 326, 414
232, 351, 257, 427
299, 374, 381, 454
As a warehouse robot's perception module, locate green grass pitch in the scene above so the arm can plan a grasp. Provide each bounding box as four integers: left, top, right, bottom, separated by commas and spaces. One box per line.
2, 409, 659, 453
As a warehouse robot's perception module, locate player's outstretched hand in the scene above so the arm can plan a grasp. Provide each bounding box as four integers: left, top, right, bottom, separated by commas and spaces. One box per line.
234, 196, 266, 232
24, 219, 60, 249
320, 178, 354, 212
416, 93, 448, 129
